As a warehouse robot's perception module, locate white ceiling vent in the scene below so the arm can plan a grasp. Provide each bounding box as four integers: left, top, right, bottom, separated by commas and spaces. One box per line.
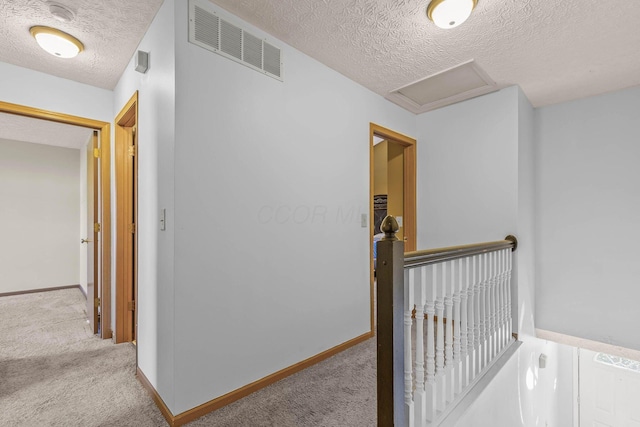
386, 61, 497, 114
189, 0, 283, 81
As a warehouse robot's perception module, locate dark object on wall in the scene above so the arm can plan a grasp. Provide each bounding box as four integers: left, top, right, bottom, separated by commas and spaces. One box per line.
373, 194, 387, 234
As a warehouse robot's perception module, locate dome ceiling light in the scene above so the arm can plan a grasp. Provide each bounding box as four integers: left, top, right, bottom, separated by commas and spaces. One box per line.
427, 0, 478, 29
30, 26, 84, 58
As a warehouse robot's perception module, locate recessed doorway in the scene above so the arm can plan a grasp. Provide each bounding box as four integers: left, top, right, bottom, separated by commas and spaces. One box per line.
0, 100, 112, 339
369, 123, 416, 332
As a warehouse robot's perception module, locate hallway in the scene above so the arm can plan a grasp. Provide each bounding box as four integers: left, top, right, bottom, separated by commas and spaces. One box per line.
0, 289, 377, 426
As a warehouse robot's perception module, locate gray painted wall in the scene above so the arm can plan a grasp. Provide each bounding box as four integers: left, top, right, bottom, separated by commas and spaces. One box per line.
535, 86, 640, 350
0, 139, 80, 293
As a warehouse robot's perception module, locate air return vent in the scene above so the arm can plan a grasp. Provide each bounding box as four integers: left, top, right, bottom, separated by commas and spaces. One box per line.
386, 60, 497, 114
189, 0, 283, 81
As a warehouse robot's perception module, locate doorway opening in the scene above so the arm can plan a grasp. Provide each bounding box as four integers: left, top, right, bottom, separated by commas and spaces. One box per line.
369, 123, 416, 332
114, 92, 138, 344
0, 100, 112, 339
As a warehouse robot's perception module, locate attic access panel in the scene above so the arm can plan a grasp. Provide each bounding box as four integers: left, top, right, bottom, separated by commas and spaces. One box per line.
386, 60, 497, 113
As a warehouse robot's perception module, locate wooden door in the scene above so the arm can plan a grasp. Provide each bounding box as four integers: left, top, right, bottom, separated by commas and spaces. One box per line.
128, 126, 137, 343
86, 132, 100, 333
115, 92, 138, 344
580, 348, 640, 426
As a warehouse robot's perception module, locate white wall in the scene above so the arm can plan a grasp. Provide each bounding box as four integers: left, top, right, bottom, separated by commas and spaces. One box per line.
79, 139, 88, 295
0, 63, 112, 298
0, 62, 112, 122
416, 87, 573, 427
0, 139, 80, 293
454, 341, 573, 427
171, 0, 415, 414
113, 0, 176, 409
535, 86, 640, 351
416, 87, 519, 250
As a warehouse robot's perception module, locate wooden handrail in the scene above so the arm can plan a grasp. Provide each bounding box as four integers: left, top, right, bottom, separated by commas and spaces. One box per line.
404, 235, 517, 268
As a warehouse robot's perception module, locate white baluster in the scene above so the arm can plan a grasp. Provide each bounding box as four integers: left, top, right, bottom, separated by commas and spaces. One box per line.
425, 265, 437, 422
496, 251, 504, 353
460, 257, 469, 388
414, 267, 426, 425
506, 248, 513, 342
484, 252, 492, 365
453, 260, 462, 395
444, 262, 454, 403
495, 250, 504, 353
473, 255, 482, 376
499, 249, 507, 349
435, 263, 446, 411
479, 253, 488, 370
404, 269, 414, 415
485, 254, 494, 364
467, 257, 476, 382
489, 251, 497, 360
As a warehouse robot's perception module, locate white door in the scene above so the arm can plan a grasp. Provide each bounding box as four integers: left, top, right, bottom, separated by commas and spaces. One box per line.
580, 348, 640, 427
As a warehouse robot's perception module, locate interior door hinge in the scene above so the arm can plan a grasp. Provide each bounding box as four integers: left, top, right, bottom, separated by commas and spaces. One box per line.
94, 297, 100, 308
129, 223, 136, 234
94, 223, 101, 233
93, 148, 101, 158
128, 145, 136, 157
128, 301, 136, 311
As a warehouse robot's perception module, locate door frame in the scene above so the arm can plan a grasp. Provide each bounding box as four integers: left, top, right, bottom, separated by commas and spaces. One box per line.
369, 123, 416, 332
0, 100, 112, 339
114, 92, 138, 344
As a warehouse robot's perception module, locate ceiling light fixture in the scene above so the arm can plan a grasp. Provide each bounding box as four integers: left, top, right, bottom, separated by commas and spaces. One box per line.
30, 26, 84, 58
427, 0, 478, 29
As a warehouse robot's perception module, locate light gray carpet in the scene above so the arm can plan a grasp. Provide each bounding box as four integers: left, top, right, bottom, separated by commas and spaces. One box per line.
0, 289, 376, 426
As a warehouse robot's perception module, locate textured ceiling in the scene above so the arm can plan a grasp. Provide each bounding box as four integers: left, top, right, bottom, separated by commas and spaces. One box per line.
0, 0, 163, 90
1, 0, 639, 108
209, 0, 640, 107
0, 112, 93, 149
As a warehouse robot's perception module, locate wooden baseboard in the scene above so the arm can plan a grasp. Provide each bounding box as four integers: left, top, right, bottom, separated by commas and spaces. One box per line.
137, 367, 176, 426
138, 331, 373, 427
0, 284, 82, 298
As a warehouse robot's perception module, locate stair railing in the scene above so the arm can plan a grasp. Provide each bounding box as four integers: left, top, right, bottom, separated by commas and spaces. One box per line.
376, 215, 517, 427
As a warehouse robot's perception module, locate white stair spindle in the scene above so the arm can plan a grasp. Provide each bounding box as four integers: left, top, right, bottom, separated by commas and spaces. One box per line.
479, 253, 488, 369
444, 262, 454, 403
404, 268, 414, 413
482, 252, 490, 367
435, 263, 446, 411
414, 267, 426, 425
506, 248, 513, 342
500, 249, 507, 349
473, 255, 482, 376
453, 260, 462, 395
460, 257, 469, 388
489, 251, 497, 360
484, 252, 492, 364
495, 250, 502, 353
467, 257, 476, 382
425, 265, 437, 422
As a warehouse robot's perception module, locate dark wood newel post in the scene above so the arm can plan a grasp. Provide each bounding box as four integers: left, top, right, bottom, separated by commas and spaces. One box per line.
376, 215, 405, 427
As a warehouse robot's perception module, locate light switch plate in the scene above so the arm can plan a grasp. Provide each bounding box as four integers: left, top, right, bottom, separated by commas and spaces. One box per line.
396, 216, 403, 227
361, 213, 367, 228
160, 208, 166, 231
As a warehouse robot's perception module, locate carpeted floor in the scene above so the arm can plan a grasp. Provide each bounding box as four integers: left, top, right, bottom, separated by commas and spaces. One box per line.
0, 289, 376, 426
